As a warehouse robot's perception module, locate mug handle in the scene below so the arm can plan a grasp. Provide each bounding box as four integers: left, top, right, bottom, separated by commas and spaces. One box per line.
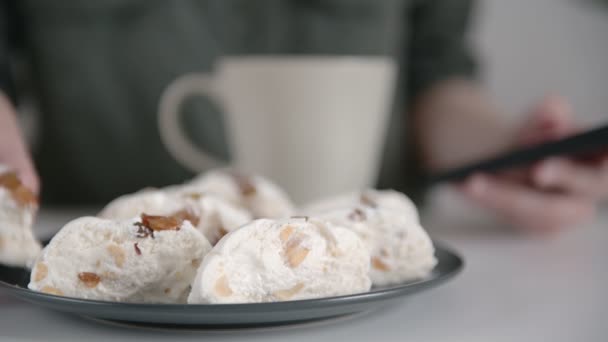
158, 73, 225, 172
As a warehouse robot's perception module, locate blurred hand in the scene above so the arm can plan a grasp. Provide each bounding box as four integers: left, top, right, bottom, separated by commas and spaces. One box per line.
460, 96, 608, 234
0, 93, 39, 194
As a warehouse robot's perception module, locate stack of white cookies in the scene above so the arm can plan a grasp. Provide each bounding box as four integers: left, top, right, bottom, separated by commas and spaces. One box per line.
22, 169, 437, 304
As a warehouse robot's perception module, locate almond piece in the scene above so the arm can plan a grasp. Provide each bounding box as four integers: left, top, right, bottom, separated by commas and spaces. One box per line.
12, 186, 37, 207
214, 275, 233, 297
41, 286, 63, 296
34, 263, 48, 282
78, 272, 101, 288
0, 172, 37, 206
170, 209, 200, 226
285, 237, 310, 268
0, 172, 20, 188
107, 244, 126, 267
274, 283, 305, 300
371, 257, 390, 271
279, 225, 295, 242
140, 214, 181, 231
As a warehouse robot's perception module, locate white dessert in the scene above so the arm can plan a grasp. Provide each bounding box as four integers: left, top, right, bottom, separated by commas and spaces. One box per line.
99, 188, 184, 220
184, 169, 295, 219
186, 193, 253, 245
188, 217, 371, 304
0, 166, 42, 268
314, 205, 436, 286
99, 188, 252, 245
28, 215, 212, 303
303, 189, 419, 223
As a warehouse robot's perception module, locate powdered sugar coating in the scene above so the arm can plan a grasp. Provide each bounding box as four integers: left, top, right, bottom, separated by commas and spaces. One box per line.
99, 188, 251, 245
184, 170, 295, 219
188, 218, 371, 304
304, 189, 434, 286
28, 216, 211, 303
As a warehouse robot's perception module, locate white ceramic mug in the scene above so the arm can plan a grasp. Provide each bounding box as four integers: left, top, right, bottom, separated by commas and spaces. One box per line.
159, 56, 396, 203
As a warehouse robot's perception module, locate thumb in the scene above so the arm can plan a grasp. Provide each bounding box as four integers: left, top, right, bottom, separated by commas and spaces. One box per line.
520, 95, 576, 145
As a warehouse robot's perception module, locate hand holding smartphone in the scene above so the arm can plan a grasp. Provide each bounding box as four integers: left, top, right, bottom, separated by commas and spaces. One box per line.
428, 124, 608, 185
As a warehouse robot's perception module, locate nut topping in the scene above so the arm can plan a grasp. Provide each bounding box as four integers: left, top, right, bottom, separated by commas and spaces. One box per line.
284, 237, 310, 268
107, 244, 125, 267
41, 286, 63, 296
34, 263, 48, 282
78, 272, 101, 288
0, 172, 37, 206
214, 275, 233, 297
279, 225, 295, 242
135, 213, 183, 237
141, 214, 182, 231
274, 283, 305, 300
169, 209, 200, 227
371, 257, 390, 271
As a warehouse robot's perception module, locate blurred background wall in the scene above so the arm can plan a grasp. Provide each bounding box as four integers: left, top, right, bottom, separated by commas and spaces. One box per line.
473, 0, 608, 125
19, 1, 608, 146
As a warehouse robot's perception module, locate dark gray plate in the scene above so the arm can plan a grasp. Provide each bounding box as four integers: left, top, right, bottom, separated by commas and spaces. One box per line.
0, 242, 462, 329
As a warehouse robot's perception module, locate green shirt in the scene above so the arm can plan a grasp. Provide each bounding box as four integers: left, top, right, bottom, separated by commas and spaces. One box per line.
2, 0, 476, 203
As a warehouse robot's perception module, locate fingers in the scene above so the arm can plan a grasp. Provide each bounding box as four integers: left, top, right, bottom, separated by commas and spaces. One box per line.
531, 96, 576, 135
520, 96, 577, 145
461, 174, 595, 233
531, 158, 608, 198
459, 96, 602, 234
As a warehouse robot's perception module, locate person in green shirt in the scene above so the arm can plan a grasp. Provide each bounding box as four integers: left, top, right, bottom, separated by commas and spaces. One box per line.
0, 0, 606, 233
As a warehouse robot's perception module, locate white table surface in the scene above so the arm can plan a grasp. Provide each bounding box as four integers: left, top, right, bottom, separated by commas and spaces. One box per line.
1, 188, 606, 342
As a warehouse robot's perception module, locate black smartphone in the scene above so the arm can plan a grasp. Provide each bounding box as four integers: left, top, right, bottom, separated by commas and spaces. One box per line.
427, 124, 608, 185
